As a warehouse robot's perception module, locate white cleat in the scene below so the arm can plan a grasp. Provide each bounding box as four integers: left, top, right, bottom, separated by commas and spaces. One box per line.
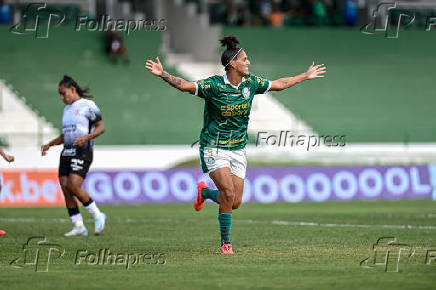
64, 225, 88, 237
94, 212, 106, 235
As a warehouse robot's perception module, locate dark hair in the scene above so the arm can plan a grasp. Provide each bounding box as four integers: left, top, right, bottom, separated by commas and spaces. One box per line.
220, 35, 242, 71
58, 75, 92, 98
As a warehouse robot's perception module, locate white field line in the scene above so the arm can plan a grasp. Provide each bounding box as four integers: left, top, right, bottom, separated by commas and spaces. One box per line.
1, 217, 435, 230
269, 220, 436, 230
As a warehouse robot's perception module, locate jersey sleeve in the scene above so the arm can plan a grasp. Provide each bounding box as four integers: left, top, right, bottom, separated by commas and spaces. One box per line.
86, 101, 102, 123
253, 75, 271, 95
193, 77, 215, 100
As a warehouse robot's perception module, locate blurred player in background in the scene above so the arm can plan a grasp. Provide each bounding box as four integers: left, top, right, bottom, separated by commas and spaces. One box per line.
105, 30, 129, 63
41, 75, 106, 237
0, 146, 14, 235
146, 35, 326, 254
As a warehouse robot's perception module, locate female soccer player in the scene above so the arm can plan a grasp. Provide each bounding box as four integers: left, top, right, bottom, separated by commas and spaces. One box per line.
145, 35, 326, 254
0, 146, 14, 235
41, 75, 106, 237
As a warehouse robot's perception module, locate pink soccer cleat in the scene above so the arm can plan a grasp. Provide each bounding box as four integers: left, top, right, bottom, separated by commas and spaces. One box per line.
220, 242, 234, 255
194, 181, 207, 211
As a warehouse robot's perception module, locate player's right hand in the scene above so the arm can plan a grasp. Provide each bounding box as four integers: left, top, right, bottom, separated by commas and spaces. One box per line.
145, 56, 163, 77
41, 144, 50, 156
4, 154, 14, 162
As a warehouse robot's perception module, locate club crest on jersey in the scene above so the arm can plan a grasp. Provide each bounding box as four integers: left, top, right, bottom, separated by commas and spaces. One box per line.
242, 87, 250, 100
206, 157, 215, 165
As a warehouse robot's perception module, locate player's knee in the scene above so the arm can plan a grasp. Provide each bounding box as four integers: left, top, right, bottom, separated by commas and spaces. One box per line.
232, 200, 242, 210
67, 181, 81, 194
59, 179, 69, 193
60, 185, 70, 195
222, 188, 235, 203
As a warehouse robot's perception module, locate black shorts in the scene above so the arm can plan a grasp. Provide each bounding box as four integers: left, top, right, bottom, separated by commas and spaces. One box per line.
58, 149, 93, 178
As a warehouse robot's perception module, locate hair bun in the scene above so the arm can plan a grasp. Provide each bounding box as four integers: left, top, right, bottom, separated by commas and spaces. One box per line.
220, 35, 240, 50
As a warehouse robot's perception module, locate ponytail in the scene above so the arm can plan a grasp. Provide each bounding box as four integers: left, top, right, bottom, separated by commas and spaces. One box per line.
59, 75, 93, 98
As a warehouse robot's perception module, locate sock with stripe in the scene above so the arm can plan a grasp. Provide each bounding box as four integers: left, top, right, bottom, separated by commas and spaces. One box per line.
202, 187, 220, 203
218, 213, 232, 245
83, 198, 102, 218
67, 207, 83, 227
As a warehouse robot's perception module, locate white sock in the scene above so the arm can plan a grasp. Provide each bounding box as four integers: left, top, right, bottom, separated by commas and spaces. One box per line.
85, 201, 101, 218
71, 214, 83, 227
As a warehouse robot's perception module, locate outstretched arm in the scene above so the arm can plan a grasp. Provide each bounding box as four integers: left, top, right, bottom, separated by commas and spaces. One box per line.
145, 56, 196, 94
0, 147, 14, 162
269, 62, 327, 92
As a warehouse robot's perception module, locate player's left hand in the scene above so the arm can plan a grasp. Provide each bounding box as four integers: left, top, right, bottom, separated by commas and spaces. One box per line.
145, 56, 164, 77
305, 61, 327, 80
73, 136, 89, 147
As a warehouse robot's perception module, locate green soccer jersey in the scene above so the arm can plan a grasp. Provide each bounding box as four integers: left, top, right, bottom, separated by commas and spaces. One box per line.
195, 73, 271, 150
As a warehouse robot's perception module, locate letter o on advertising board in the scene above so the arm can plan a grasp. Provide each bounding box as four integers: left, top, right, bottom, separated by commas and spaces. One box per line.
114, 172, 141, 200
385, 167, 409, 196
359, 169, 383, 197
86, 173, 113, 201
333, 171, 357, 200
170, 172, 196, 201
143, 172, 168, 200
280, 174, 305, 202
307, 173, 331, 202
254, 175, 279, 203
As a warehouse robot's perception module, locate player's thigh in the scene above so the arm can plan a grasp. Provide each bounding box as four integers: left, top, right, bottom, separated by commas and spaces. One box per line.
209, 167, 234, 200
67, 173, 85, 193
59, 175, 69, 190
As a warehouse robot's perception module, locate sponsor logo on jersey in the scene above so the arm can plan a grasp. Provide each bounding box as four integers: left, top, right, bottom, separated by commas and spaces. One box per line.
71, 158, 84, 171
62, 148, 76, 156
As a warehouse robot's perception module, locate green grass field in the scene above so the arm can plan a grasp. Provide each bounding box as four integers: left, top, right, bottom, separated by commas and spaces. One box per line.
1, 201, 435, 289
